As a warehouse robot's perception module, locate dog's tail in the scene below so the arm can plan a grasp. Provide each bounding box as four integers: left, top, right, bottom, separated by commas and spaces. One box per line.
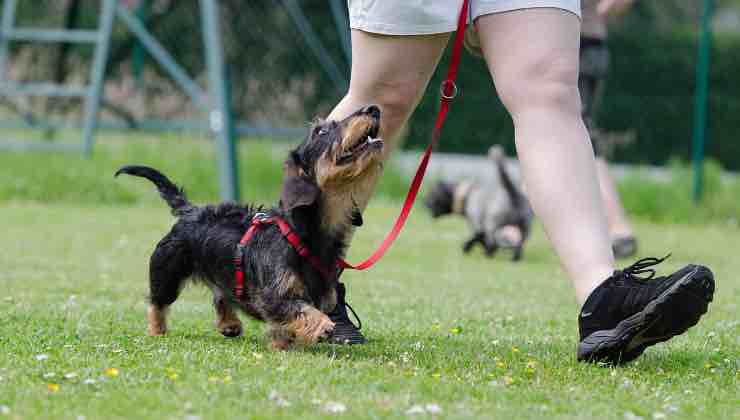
489, 146, 525, 210
115, 165, 193, 215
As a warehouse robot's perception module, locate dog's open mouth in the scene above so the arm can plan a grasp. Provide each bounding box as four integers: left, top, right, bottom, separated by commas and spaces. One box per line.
337, 121, 383, 165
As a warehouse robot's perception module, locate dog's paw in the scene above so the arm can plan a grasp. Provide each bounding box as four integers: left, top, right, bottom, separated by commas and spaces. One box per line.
218, 321, 243, 338
147, 305, 168, 336
316, 318, 335, 341
147, 325, 167, 336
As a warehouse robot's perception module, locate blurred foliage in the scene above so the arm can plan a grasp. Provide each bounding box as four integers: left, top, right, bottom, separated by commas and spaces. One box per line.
2, 0, 740, 170
619, 158, 740, 225
408, 28, 740, 170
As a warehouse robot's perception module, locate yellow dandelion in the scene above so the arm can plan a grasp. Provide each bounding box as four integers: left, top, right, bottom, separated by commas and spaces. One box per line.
511, 346, 520, 353
47, 383, 60, 393
449, 327, 462, 334
223, 375, 232, 384
105, 368, 119, 377
168, 372, 178, 381
704, 363, 712, 369
496, 361, 506, 369
503, 376, 514, 386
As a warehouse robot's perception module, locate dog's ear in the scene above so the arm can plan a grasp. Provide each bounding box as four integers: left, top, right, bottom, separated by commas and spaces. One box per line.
280, 153, 319, 211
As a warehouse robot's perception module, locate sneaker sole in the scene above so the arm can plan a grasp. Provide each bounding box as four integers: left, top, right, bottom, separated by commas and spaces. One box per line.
577, 265, 714, 365
322, 321, 367, 345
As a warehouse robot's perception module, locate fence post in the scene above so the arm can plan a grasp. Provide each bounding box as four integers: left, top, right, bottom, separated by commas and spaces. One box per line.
132, 0, 150, 89
201, 0, 240, 202
692, 0, 713, 203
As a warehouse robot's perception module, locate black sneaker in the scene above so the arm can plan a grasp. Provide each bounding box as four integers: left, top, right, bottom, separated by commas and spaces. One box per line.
612, 236, 638, 259
577, 256, 714, 365
325, 282, 366, 345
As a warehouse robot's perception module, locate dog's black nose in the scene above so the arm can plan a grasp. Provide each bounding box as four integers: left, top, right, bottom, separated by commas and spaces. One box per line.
363, 105, 381, 118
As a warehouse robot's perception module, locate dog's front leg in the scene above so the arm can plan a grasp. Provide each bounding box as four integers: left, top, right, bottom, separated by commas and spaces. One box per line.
267, 302, 335, 350
462, 232, 484, 254
263, 272, 335, 350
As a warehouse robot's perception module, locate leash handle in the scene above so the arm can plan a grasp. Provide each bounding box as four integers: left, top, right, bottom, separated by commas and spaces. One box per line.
340, 0, 470, 271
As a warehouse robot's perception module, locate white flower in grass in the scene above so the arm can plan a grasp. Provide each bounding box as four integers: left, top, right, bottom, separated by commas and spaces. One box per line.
64, 372, 78, 380
323, 401, 346, 414
35, 354, 49, 361
43, 372, 56, 379
652, 412, 666, 420
663, 404, 679, 413
425, 403, 442, 414
268, 390, 291, 408
624, 412, 644, 420
83, 379, 96, 385
0, 405, 9, 415
406, 405, 425, 415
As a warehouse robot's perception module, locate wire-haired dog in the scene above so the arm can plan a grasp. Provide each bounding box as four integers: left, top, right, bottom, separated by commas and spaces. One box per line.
116, 105, 384, 349
424, 146, 533, 261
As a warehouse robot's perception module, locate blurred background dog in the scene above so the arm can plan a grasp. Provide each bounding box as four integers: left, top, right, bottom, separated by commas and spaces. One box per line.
425, 146, 533, 261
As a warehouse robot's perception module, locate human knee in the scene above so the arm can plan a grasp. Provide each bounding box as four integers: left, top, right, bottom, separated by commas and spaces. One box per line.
496, 54, 581, 117
349, 78, 421, 130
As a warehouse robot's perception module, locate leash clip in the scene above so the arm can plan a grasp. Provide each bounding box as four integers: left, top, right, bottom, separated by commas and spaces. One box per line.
440, 80, 458, 100
252, 212, 270, 223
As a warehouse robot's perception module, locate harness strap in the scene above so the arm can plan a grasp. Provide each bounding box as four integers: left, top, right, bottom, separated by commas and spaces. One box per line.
233, 215, 334, 299
338, 0, 469, 271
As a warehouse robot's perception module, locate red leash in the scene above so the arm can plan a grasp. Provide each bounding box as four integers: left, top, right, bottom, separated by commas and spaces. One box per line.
338, 0, 470, 271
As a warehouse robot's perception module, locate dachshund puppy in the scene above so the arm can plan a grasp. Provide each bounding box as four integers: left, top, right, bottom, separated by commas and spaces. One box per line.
116, 105, 384, 349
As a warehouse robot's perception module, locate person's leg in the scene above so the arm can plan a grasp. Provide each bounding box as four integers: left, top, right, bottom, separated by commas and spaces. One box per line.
476, 8, 714, 364
595, 157, 633, 239
476, 8, 614, 304
578, 37, 636, 251
325, 30, 450, 344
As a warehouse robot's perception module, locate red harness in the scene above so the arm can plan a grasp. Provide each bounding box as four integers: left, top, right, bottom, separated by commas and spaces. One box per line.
233, 213, 340, 299
233, 0, 469, 299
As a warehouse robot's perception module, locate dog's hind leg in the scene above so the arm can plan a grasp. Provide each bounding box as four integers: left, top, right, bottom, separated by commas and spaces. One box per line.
211, 288, 243, 338
512, 246, 524, 262
463, 232, 484, 254
483, 238, 499, 258
148, 232, 192, 336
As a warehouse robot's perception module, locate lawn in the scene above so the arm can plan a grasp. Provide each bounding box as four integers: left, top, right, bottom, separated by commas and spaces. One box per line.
0, 199, 738, 419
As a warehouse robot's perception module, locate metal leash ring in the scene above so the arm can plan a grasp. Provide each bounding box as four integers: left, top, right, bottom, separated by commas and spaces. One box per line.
440, 80, 459, 100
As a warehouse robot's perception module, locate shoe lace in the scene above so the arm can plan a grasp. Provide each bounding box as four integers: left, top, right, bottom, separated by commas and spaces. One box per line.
334, 281, 362, 330
343, 301, 362, 330
618, 254, 671, 281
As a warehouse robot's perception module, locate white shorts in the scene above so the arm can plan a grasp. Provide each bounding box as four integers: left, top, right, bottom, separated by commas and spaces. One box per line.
348, 0, 581, 36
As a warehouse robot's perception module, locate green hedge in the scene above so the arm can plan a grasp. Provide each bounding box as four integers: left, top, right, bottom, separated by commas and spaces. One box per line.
405, 30, 740, 170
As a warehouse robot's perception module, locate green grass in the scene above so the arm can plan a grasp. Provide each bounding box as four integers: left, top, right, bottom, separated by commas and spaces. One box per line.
0, 133, 408, 206
0, 201, 738, 419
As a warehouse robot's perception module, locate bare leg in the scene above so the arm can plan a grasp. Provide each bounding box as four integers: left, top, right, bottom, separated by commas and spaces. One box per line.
595, 157, 633, 239
477, 9, 614, 303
